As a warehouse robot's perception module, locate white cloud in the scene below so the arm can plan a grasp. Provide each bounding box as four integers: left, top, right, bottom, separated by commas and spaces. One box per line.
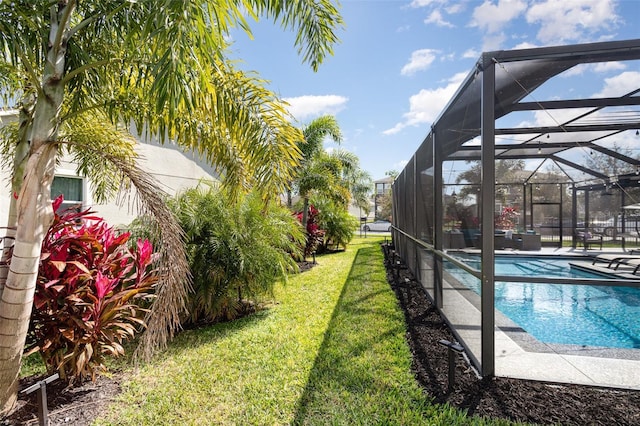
382, 122, 406, 136
593, 62, 627, 73
531, 108, 590, 127
383, 72, 467, 135
401, 49, 439, 76
593, 71, 640, 98
526, 0, 620, 44
462, 48, 479, 59
394, 160, 409, 170
441, 52, 456, 61
482, 32, 507, 51
470, 0, 527, 34
560, 64, 590, 77
445, 3, 465, 14
424, 10, 454, 28
561, 62, 627, 78
409, 0, 444, 7
282, 95, 348, 122
530, 72, 640, 126
512, 41, 538, 50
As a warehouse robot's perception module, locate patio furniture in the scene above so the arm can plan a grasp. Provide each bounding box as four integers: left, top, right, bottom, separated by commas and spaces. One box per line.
470, 232, 513, 250
609, 258, 640, 275
611, 257, 640, 271
514, 233, 541, 251
495, 230, 520, 249
591, 254, 640, 268
494, 231, 507, 249
575, 229, 603, 250
444, 231, 465, 249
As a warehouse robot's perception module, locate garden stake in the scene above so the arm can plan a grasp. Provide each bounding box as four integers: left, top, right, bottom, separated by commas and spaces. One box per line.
21, 373, 59, 426
438, 340, 464, 393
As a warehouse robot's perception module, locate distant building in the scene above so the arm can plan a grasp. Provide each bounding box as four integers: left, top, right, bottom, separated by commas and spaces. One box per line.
374, 176, 394, 219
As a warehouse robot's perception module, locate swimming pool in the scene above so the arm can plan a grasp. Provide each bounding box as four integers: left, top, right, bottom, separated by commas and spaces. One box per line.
445, 256, 640, 349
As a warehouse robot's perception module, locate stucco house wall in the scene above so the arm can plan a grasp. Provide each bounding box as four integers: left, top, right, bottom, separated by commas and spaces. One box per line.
0, 110, 217, 227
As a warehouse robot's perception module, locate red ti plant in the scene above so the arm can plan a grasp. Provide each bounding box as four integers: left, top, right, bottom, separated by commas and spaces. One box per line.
294, 204, 325, 258
26, 196, 158, 382
495, 206, 519, 230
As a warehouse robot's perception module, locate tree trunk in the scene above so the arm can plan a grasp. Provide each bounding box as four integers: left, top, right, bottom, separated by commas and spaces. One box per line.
0, 95, 34, 300
0, 143, 57, 416
0, 2, 68, 414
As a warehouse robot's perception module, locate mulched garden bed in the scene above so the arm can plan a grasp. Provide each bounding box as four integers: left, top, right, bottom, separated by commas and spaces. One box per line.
1, 374, 121, 425
383, 242, 640, 425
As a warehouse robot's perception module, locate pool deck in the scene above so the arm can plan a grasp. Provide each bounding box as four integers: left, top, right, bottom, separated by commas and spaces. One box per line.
460, 245, 640, 279
494, 329, 640, 390
441, 245, 640, 390
465, 244, 640, 258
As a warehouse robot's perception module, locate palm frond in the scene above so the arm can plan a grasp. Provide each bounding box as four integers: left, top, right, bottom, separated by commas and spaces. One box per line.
60, 113, 138, 204
253, 0, 344, 71
300, 115, 343, 160
67, 143, 191, 362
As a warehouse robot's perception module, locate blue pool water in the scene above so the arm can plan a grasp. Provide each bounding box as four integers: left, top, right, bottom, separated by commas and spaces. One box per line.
445, 256, 640, 349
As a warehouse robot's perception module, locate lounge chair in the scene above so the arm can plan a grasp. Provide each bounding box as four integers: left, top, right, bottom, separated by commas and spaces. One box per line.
611, 257, 640, 272
592, 254, 640, 268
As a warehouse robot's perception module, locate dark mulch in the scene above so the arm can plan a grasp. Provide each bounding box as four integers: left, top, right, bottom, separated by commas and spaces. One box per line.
383, 242, 640, 425
1, 374, 121, 426
297, 259, 317, 273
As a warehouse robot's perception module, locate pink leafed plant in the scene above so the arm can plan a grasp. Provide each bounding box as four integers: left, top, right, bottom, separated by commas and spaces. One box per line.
495, 206, 519, 230
26, 196, 158, 382
294, 204, 325, 258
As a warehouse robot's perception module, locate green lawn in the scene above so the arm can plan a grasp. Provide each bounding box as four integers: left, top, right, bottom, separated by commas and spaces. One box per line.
91, 236, 509, 425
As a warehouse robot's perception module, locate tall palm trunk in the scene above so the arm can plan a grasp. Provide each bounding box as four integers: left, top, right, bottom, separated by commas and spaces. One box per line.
0, 4, 68, 413
0, 143, 57, 414
0, 95, 34, 299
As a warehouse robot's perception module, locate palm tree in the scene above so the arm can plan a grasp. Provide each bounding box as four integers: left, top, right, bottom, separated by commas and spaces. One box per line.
349, 168, 374, 216
330, 148, 373, 214
293, 115, 343, 224
291, 116, 372, 226
167, 185, 305, 325
297, 149, 372, 223
0, 1, 342, 415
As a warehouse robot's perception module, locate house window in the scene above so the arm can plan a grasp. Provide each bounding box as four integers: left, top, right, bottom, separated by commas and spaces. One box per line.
51, 176, 83, 212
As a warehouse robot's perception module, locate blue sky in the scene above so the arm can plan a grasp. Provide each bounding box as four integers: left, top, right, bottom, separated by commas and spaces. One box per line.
230, 0, 640, 181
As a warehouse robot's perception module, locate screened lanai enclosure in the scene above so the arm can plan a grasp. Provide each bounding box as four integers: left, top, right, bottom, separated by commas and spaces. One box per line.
391, 39, 640, 385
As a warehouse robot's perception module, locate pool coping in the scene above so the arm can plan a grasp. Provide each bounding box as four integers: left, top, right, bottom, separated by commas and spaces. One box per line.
437, 258, 640, 390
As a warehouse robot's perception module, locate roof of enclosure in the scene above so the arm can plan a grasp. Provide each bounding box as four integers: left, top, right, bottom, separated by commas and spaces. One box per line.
433, 39, 640, 181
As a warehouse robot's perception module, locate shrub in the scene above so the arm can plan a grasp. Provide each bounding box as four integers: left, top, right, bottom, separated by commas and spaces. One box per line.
26, 196, 157, 382
312, 198, 358, 251
166, 187, 305, 325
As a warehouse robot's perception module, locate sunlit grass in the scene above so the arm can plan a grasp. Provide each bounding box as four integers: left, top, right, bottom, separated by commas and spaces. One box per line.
19, 352, 46, 378
96, 239, 363, 425
85, 236, 514, 424
291, 238, 439, 424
